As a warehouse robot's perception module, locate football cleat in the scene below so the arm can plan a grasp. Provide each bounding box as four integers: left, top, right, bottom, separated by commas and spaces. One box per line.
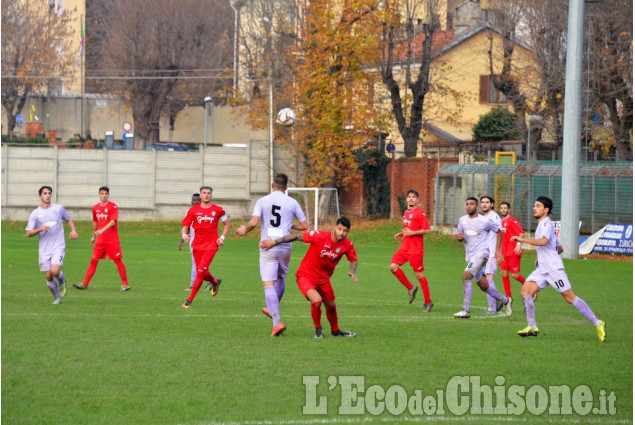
496, 297, 510, 313
58, 280, 67, 297
505, 297, 513, 317
271, 322, 286, 337
52, 297, 63, 305
262, 307, 272, 318
211, 279, 221, 297
517, 326, 540, 337
182, 300, 192, 309
423, 302, 434, 313
596, 320, 606, 342
185, 286, 193, 292
481, 309, 497, 315
331, 329, 356, 337
454, 309, 470, 319
314, 327, 324, 339
408, 286, 418, 304
120, 285, 131, 292
73, 283, 87, 290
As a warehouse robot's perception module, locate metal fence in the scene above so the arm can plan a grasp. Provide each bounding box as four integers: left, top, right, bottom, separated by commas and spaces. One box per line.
434, 162, 633, 234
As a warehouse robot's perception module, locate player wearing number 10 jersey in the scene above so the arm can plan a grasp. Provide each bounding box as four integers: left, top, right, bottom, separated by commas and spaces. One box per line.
511, 196, 606, 342
235, 174, 308, 336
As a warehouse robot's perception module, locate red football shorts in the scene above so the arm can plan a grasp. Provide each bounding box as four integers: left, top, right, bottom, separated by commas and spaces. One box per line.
501, 255, 521, 273
193, 248, 218, 272
391, 249, 424, 273
296, 276, 335, 303
93, 242, 123, 261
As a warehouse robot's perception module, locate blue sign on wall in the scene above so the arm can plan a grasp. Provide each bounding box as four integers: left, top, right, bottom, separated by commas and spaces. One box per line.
592, 223, 633, 255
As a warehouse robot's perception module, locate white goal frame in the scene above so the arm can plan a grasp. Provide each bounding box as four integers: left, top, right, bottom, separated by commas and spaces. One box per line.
285, 187, 340, 230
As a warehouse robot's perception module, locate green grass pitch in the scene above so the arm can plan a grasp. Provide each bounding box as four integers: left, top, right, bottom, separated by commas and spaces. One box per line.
2, 219, 632, 425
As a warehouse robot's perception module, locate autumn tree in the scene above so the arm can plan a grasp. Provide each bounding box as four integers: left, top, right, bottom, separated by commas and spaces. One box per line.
239, 0, 384, 188
96, 0, 233, 149
377, 0, 443, 157
587, 0, 633, 160
490, 0, 632, 159
1, 0, 76, 132
285, 0, 385, 187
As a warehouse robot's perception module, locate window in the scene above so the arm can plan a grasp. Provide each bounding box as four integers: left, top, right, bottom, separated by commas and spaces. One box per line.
482, 9, 497, 26
479, 75, 507, 104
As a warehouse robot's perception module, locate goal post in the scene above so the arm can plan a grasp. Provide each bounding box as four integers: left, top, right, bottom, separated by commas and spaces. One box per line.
285, 188, 340, 230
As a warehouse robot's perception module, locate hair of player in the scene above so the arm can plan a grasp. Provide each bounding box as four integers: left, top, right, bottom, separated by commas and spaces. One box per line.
480, 195, 495, 204
407, 189, 419, 198
99, 186, 110, 193
200, 186, 213, 193
337, 216, 351, 229
192, 193, 201, 199
273, 173, 288, 189
536, 196, 553, 215
466, 196, 478, 203
500, 201, 511, 208
38, 185, 53, 195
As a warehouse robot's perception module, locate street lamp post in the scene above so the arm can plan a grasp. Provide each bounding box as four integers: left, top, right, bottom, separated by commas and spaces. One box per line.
527, 114, 543, 161
229, 0, 246, 96
204, 96, 212, 147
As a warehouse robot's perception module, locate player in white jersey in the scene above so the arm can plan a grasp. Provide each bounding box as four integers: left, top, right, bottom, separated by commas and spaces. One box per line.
25, 186, 78, 304
480, 196, 503, 314
178, 193, 201, 291
235, 173, 308, 336
454, 197, 510, 319
511, 196, 606, 341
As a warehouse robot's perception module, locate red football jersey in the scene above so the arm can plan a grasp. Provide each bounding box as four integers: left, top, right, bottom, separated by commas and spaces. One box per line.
295, 230, 358, 282
182, 204, 227, 251
399, 207, 430, 255
93, 201, 120, 244
501, 215, 524, 257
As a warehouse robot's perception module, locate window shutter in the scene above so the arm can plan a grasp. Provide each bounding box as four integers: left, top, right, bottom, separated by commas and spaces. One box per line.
479, 75, 489, 104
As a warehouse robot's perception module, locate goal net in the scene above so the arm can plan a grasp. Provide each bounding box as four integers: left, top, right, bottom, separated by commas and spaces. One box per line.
286, 188, 340, 230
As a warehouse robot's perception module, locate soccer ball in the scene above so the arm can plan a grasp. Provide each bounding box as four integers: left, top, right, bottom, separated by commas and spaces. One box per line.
276, 108, 296, 127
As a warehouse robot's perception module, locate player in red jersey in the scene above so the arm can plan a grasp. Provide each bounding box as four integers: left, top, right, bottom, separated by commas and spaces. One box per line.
389, 189, 433, 312
499, 201, 526, 316
180, 186, 230, 308
260, 217, 358, 338
73, 186, 130, 291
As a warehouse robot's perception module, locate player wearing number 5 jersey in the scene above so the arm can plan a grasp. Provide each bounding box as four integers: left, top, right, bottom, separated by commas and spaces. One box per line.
511, 196, 606, 341
235, 174, 308, 336
260, 217, 358, 339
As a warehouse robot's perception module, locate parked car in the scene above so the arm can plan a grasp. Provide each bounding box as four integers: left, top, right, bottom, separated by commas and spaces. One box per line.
145, 143, 188, 152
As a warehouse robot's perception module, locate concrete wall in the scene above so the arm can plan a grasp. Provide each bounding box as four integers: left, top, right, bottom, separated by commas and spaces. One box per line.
1, 143, 273, 221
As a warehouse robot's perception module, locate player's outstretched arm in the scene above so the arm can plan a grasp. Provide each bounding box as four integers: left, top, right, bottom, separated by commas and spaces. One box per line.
292, 220, 309, 231
235, 216, 260, 236
511, 235, 549, 247
218, 217, 231, 246
180, 225, 191, 245
67, 219, 79, 240
348, 260, 359, 283
260, 233, 302, 250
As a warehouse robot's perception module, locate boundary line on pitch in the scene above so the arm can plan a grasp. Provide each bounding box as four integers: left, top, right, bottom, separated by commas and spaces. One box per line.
1, 311, 586, 325
180, 414, 632, 425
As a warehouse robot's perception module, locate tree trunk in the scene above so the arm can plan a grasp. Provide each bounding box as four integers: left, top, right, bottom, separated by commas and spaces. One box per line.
403, 128, 419, 157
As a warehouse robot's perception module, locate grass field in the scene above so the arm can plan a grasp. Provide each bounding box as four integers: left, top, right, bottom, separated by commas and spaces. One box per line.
2, 219, 632, 425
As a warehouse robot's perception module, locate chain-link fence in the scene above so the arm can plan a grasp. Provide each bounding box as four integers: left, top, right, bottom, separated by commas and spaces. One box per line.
434, 162, 633, 234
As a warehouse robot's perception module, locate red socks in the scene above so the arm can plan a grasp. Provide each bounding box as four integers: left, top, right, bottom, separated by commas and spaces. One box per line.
392, 268, 413, 290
